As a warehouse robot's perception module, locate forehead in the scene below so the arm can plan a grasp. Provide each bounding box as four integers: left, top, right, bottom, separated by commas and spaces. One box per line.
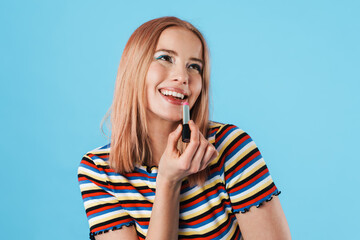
156, 27, 203, 59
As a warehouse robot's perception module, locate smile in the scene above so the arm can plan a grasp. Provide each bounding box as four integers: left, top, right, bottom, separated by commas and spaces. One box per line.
159, 89, 188, 105
159, 89, 188, 100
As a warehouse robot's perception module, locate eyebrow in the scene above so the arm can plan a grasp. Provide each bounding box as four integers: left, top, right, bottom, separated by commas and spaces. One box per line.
155, 49, 203, 65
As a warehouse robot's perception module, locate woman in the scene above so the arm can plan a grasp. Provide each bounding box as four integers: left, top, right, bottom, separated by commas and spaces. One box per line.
78, 16, 291, 240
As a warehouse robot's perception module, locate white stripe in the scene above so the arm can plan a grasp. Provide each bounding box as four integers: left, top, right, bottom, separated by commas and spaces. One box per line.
127, 209, 152, 216
179, 208, 230, 233
180, 174, 223, 200
180, 190, 229, 217
231, 175, 272, 200
219, 218, 238, 240
83, 196, 116, 207
79, 166, 108, 181
89, 209, 124, 224
224, 141, 256, 170
227, 158, 264, 188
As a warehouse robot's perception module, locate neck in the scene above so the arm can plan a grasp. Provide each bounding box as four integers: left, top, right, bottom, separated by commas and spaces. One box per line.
147, 117, 181, 166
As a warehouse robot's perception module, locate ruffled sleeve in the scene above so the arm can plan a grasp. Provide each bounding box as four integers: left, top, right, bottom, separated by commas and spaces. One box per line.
78, 154, 134, 239
216, 124, 280, 213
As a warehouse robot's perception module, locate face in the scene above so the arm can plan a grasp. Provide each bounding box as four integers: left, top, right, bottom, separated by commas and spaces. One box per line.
145, 27, 203, 124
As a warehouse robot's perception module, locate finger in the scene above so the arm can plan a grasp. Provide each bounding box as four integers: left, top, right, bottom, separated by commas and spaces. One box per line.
167, 124, 182, 151
181, 120, 200, 161
200, 144, 218, 170
189, 139, 208, 173
188, 120, 200, 142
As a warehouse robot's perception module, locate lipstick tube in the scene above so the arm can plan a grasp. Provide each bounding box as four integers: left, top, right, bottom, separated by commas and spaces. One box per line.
182, 102, 190, 143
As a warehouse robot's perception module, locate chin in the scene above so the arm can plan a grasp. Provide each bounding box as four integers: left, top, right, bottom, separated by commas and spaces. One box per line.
146, 109, 182, 123
162, 115, 182, 123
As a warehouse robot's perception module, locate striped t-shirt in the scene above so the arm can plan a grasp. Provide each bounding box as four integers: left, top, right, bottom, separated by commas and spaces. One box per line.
78, 121, 280, 240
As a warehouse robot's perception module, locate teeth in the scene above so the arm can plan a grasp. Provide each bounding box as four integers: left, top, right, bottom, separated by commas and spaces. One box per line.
160, 89, 185, 99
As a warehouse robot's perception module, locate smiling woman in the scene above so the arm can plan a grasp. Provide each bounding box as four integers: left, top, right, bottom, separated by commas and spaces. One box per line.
146, 27, 203, 126
77, 16, 291, 240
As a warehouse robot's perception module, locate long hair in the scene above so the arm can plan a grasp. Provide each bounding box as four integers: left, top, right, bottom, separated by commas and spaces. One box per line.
103, 16, 211, 185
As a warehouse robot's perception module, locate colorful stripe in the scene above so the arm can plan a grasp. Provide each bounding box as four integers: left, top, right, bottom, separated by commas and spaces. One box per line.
78, 121, 280, 239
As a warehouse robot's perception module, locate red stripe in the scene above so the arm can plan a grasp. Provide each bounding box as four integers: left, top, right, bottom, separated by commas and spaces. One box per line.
223, 134, 250, 160
181, 218, 231, 240
91, 219, 132, 233
181, 184, 226, 209
210, 156, 225, 175
87, 153, 109, 159
228, 167, 269, 194
87, 203, 122, 217
104, 168, 115, 173
211, 220, 232, 239
82, 191, 108, 199
234, 185, 278, 210
80, 159, 97, 169
216, 125, 237, 145
125, 172, 156, 179
122, 202, 153, 208
209, 127, 218, 135
225, 150, 260, 181
181, 200, 229, 226
79, 176, 153, 195
78, 176, 109, 188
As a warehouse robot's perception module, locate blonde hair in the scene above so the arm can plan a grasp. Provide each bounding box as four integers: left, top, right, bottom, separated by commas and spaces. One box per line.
103, 16, 211, 185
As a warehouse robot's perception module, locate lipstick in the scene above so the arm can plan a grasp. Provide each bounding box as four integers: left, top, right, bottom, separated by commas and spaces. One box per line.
182, 102, 190, 143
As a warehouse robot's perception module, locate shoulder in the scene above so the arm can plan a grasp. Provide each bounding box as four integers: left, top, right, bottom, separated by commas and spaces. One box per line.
208, 120, 250, 147
208, 121, 262, 172
78, 143, 112, 181
81, 143, 110, 164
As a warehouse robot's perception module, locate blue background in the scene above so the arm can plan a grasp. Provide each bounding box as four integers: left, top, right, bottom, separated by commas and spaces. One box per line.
1, 0, 359, 239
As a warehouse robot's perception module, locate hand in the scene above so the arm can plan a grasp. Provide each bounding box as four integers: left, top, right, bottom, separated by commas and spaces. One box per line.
158, 120, 219, 184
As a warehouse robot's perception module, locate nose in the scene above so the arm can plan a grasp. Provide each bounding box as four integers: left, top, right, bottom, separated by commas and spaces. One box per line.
171, 64, 189, 85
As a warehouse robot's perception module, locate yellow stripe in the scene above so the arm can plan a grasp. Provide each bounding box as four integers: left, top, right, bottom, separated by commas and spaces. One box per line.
87, 148, 110, 155
231, 178, 273, 203
180, 194, 227, 220
227, 159, 266, 189
180, 177, 223, 202
84, 198, 119, 209
217, 128, 244, 157
178, 214, 228, 235
115, 195, 152, 202
78, 169, 107, 183
224, 141, 257, 172
90, 211, 129, 226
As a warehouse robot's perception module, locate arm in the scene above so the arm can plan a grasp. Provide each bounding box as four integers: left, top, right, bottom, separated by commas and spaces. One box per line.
217, 125, 290, 239
94, 176, 182, 240
235, 196, 291, 240
78, 154, 139, 240
146, 121, 217, 239
95, 121, 218, 240
145, 176, 182, 239
94, 179, 182, 240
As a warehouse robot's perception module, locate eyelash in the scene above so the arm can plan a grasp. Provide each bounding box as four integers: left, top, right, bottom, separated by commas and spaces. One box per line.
156, 55, 173, 63
189, 64, 202, 73
155, 54, 202, 73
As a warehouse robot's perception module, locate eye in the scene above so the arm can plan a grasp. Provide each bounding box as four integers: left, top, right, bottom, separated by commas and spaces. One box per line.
155, 55, 173, 63
188, 63, 202, 73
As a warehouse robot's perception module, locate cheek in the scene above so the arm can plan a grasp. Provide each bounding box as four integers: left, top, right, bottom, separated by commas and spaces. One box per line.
192, 77, 203, 102
146, 63, 166, 85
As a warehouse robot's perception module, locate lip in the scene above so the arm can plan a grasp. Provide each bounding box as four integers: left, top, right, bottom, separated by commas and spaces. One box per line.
159, 87, 189, 97
159, 88, 188, 105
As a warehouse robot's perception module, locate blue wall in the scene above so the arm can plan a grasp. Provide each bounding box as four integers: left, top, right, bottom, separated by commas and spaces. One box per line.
1, 1, 359, 239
